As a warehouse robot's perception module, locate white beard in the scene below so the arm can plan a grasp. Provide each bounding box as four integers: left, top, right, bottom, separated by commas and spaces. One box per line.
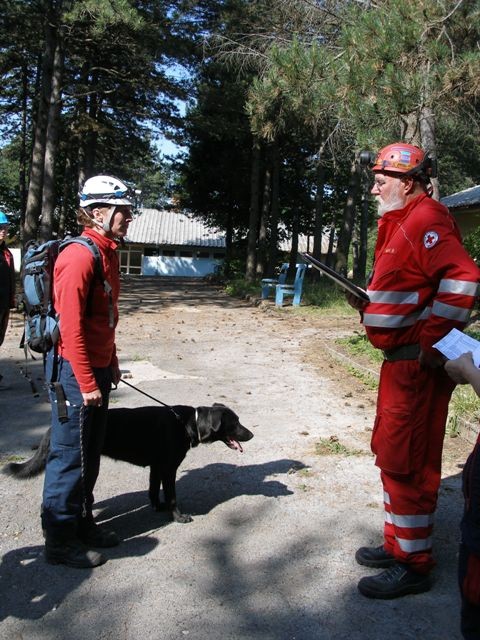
377, 195, 405, 217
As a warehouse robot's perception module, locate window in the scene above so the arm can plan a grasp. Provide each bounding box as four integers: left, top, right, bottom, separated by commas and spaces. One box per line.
119, 248, 142, 274
144, 247, 160, 257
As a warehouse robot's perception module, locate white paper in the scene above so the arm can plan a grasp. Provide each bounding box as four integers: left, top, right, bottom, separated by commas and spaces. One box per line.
433, 328, 480, 367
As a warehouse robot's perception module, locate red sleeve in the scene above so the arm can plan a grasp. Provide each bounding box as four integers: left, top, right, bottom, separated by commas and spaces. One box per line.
416, 219, 479, 354
54, 244, 98, 393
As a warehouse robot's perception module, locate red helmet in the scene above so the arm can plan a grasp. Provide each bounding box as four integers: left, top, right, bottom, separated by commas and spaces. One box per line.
372, 142, 429, 175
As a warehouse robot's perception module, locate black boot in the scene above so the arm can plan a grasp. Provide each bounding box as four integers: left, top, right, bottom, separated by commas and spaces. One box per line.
358, 563, 431, 599
78, 518, 119, 548
45, 532, 106, 568
355, 545, 396, 568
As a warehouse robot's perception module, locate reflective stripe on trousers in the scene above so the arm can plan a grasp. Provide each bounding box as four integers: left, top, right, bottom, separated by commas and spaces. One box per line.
374, 359, 455, 573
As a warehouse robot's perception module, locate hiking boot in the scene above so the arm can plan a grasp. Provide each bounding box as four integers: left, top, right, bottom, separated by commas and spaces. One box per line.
78, 520, 119, 548
45, 536, 106, 568
355, 545, 396, 568
357, 563, 431, 599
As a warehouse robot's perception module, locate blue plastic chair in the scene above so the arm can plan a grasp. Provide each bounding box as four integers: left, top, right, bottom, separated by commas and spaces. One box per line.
261, 263, 289, 299
275, 263, 307, 307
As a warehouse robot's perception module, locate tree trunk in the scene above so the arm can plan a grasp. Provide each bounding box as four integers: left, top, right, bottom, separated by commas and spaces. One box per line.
335, 159, 360, 276
19, 60, 29, 245
400, 112, 420, 145
420, 105, 440, 200
39, 35, 64, 242
326, 222, 336, 267
58, 154, 72, 239
24, 5, 56, 246
311, 140, 326, 281
245, 137, 261, 282
224, 207, 233, 277
353, 168, 370, 282
256, 154, 271, 277
289, 213, 299, 273
266, 140, 280, 277
312, 145, 326, 260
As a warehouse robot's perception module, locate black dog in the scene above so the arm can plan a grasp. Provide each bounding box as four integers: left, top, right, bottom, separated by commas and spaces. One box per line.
4, 404, 253, 523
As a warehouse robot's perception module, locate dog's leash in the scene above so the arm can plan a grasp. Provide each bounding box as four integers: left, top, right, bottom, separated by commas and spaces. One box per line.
118, 379, 182, 421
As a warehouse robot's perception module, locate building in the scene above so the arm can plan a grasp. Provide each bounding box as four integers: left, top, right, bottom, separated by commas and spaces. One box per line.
122, 208, 226, 277
441, 184, 480, 236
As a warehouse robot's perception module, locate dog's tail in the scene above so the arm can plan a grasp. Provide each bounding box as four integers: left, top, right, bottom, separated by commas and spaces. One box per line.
3, 429, 51, 479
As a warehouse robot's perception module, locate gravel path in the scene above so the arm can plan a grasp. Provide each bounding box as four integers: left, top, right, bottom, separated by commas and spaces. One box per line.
0, 277, 469, 639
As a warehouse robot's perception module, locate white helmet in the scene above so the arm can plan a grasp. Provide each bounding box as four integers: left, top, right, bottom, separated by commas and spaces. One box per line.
79, 175, 133, 208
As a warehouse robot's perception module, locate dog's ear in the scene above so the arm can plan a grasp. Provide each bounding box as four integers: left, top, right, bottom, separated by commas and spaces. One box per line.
196, 406, 223, 440
184, 412, 198, 445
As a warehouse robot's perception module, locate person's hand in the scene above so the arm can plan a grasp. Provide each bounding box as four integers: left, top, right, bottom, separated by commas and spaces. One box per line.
345, 292, 368, 311
463, 553, 480, 605
444, 352, 475, 384
111, 364, 121, 386
418, 348, 446, 369
82, 388, 103, 407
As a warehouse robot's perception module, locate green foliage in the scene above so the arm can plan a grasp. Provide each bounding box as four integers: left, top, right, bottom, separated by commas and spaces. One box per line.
314, 436, 365, 457
463, 227, 480, 263
301, 279, 356, 313
176, 60, 253, 231
224, 277, 260, 298
449, 384, 480, 427
337, 333, 384, 364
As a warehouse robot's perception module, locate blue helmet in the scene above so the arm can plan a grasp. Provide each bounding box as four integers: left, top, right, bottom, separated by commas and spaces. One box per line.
0, 211, 9, 224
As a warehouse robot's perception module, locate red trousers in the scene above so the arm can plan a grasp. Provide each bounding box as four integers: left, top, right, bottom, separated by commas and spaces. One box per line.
371, 359, 455, 573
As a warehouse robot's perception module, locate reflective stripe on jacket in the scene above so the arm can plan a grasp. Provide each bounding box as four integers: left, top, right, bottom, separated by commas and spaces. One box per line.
363, 193, 479, 353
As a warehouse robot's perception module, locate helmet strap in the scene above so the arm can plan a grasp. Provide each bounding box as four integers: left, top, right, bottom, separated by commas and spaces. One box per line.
102, 206, 117, 232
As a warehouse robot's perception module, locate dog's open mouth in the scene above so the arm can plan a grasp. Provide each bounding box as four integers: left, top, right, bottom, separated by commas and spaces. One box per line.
225, 438, 243, 452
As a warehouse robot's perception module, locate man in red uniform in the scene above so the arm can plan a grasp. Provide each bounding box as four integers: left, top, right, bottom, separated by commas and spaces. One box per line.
347, 143, 479, 598
42, 176, 133, 568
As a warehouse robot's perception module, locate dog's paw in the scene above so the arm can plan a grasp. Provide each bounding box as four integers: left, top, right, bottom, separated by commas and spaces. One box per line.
172, 512, 193, 524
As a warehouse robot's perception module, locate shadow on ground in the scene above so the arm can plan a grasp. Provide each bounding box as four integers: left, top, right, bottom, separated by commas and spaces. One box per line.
118, 276, 252, 315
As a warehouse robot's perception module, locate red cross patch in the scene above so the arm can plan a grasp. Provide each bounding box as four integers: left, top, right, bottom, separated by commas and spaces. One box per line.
424, 230, 439, 249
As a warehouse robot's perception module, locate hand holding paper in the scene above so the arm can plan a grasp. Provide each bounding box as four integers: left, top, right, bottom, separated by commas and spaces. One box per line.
433, 328, 480, 368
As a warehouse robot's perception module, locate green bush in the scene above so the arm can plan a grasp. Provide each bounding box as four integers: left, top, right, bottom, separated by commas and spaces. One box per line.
301, 278, 357, 313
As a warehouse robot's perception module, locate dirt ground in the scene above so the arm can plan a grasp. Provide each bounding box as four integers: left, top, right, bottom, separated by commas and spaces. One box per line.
0, 277, 472, 640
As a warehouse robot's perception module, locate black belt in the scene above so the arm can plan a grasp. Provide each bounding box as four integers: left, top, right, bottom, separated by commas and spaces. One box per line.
382, 344, 420, 362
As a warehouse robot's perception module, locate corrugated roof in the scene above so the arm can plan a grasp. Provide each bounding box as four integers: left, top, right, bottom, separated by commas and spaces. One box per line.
125, 208, 226, 247
441, 185, 480, 210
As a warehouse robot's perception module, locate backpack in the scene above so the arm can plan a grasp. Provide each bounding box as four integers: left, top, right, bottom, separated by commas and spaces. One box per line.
20, 236, 107, 354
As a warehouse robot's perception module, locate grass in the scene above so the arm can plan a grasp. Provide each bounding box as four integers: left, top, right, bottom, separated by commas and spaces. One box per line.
337, 332, 384, 364
224, 278, 260, 298
447, 384, 480, 438
225, 274, 358, 315
345, 365, 379, 390
301, 279, 356, 313
314, 435, 365, 457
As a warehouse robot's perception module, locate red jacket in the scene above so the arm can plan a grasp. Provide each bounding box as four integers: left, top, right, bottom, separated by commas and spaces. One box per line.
53, 228, 120, 393
0, 243, 15, 308
363, 193, 479, 354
